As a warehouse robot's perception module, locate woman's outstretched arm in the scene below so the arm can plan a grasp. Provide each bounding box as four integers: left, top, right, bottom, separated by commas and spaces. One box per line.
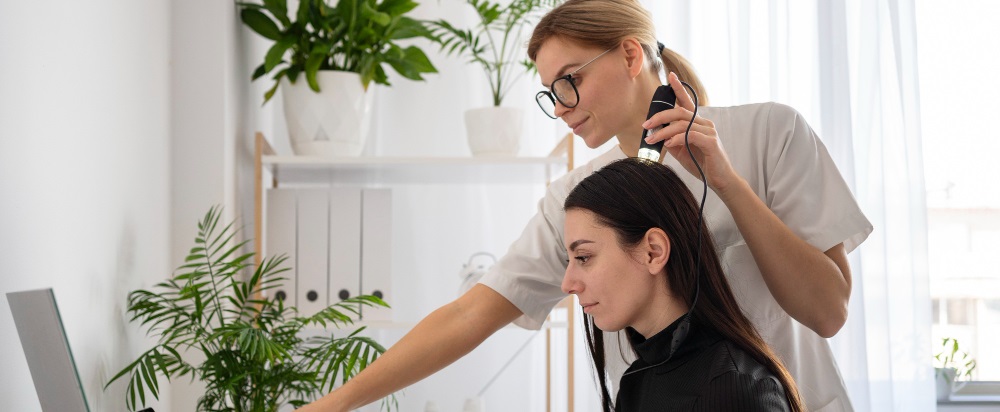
298, 284, 524, 411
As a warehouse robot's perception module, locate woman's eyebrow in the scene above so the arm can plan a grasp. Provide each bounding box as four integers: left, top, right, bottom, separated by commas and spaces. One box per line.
567, 239, 595, 252
542, 62, 582, 88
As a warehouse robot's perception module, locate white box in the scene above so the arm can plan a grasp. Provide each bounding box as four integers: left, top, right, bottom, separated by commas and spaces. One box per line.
296, 189, 329, 317
361, 188, 392, 321
329, 187, 362, 321
265, 188, 297, 306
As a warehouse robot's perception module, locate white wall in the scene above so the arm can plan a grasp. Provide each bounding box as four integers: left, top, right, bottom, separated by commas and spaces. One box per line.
1, 0, 603, 410
169, 0, 248, 409
0, 1, 172, 411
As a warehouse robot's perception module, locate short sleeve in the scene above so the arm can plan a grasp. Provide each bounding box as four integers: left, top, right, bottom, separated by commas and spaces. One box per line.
478, 147, 626, 329
762, 103, 873, 253
477, 185, 570, 329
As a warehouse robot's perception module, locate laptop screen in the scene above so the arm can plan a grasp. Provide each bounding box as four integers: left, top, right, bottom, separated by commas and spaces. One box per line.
7, 288, 90, 412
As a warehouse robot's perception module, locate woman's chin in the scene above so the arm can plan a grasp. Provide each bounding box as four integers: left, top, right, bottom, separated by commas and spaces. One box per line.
580, 133, 611, 149
593, 317, 626, 332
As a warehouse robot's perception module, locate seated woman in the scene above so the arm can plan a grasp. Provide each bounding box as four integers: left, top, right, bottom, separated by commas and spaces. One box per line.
562, 158, 804, 412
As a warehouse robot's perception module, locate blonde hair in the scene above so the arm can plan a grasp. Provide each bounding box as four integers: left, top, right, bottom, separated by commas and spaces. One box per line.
527, 0, 709, 105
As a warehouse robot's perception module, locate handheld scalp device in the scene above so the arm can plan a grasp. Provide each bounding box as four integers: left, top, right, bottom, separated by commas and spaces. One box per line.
623, 80, 705, 377
637, 85, 677, 162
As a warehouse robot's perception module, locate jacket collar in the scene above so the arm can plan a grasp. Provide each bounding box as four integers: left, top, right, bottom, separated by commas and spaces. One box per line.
625, 316, 720, 373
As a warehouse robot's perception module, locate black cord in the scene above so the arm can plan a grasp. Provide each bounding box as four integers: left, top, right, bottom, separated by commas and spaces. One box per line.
622, 81, 704, 377
681, 80, 705, 312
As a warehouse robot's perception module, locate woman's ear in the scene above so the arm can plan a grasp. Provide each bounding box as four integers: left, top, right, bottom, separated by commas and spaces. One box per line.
621, 38, 645, 79
643, 227, 671, 274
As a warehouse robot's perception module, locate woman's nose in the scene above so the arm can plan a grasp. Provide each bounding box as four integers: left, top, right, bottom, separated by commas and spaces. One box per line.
554, 100, 572, 118
562, 267, 581, 295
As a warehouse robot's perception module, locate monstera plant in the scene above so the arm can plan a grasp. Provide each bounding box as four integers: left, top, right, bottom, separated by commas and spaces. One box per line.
106, 206, 394, 411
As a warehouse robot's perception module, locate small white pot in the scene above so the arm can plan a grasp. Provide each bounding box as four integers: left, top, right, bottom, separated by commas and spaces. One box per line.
936, 367, 957, 401
464, 107, 524, 157
281, 71, 374, 157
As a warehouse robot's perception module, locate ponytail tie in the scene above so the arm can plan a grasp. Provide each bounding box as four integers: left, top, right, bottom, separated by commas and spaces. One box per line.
657, 41, 665, 54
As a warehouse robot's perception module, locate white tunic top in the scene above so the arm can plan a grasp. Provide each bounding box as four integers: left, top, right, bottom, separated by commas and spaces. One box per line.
479, 102, 873, 412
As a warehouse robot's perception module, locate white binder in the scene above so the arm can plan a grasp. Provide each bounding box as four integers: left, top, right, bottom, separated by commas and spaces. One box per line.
328, 187, 362, 321
296, 189, 329, 317
265, 188, 297, 306
361, 188, 393, 321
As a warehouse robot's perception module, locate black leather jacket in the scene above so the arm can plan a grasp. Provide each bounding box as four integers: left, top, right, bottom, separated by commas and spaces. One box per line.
615, 318, 792, 412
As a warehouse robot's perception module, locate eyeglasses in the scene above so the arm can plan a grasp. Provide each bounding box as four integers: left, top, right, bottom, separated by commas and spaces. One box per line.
535, 47, 616, 119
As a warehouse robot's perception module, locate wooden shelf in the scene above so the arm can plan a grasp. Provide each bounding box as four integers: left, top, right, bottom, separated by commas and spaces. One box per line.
262, 155, 568, 185
253, 132, 577, 412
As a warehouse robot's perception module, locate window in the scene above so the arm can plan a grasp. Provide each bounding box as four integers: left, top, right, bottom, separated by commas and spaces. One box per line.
918, 0, 1000, 381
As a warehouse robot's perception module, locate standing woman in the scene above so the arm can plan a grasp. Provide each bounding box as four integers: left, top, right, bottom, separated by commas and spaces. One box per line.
297, 0, 871, 411
526, 0, 870, 410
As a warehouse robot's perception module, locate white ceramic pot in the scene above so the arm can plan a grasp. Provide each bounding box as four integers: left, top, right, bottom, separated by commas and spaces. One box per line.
936, 367, 956, 401
464, 107, 524, 156
281, 71, 374, 157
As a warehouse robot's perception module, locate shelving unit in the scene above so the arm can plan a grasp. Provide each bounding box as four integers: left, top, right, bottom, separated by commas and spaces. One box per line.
261, 155, 568, 185
252, 131, 578, 412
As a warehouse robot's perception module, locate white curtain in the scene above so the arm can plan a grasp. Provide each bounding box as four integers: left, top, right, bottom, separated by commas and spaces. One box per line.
643, 0, 934, 410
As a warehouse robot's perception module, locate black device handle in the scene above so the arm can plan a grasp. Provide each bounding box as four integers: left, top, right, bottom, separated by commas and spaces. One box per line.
637, 85, 677, 161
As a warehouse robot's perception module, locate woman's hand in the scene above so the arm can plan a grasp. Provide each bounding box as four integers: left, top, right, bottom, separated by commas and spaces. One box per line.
643, 72, 741, 197
295, 401, 338, 412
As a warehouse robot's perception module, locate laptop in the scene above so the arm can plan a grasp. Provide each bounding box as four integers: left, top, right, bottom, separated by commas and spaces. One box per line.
7, 288, 90, 412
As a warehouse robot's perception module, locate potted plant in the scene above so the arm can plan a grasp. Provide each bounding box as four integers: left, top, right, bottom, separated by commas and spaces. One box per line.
239, 0, 438, 157
933, 337, 977, 401
105, 207, 394, 411
428, 0, 557, 156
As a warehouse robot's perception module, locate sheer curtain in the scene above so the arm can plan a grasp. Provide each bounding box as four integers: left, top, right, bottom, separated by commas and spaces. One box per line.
643, 0, 934, 410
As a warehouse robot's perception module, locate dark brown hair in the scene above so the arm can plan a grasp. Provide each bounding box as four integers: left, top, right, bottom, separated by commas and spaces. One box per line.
564, 159, 802, 412
528, 0, 709, 105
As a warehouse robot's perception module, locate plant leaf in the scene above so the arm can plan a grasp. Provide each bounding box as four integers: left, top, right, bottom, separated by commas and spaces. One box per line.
262, 0, 290, 27
264, 36, 296, 72
304, 52, 325, 92
389, 16, 430, 40
361, 2, 392, 27
240, 8, 283, 41
378, 0, 419, 16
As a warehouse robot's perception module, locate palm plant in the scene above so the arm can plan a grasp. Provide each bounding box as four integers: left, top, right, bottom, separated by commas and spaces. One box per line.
428, 0, 557, 106
106, 206, 393, 411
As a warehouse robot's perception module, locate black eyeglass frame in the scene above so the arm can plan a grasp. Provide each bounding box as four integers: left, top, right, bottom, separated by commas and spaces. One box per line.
534, 47, 616, 119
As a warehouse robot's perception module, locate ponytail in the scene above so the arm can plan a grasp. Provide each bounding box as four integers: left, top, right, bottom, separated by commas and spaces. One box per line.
658, 46, 710, 106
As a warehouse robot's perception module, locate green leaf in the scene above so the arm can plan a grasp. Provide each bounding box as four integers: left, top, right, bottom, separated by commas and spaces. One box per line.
390, 16, 430, 40
264, 36, 295, 73
402, 46, 436, 74
262, 0, 290, 27
373, 64, 388, 86
378, 0, 419, 16
304, 52, 325, 92
361, 2, 392, 27
240, 9, 283, 41
286, 65, 301, 83
236, 2, 265, 11
296, 0, 310, 23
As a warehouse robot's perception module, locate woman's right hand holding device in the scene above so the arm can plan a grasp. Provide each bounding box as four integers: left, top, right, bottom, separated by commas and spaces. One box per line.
642, 72, 852, 338
643, 72, 742, 200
